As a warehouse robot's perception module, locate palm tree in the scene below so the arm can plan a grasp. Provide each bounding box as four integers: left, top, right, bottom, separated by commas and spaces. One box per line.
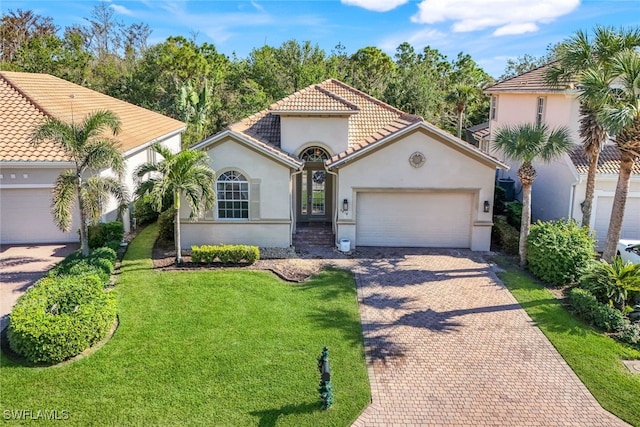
134, 144, 216, 264
493, 123, 573, 266
31, 110, 128, 257
546, 26, 640, 228
445, 83, 479, 139
582, 48, 640, 261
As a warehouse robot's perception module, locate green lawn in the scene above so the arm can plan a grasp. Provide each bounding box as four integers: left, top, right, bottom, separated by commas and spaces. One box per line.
1, 224, 370, 426
493, 256, 640, 427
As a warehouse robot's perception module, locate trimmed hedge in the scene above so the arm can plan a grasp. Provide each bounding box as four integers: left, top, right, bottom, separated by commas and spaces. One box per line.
492, 217, 519, 255
8, 274, 117, 364
48, 247, 117, 286
191, 245, 260, 265
527, 220, 596, 286
568, 288, 628, 332
158, 209, 174, 242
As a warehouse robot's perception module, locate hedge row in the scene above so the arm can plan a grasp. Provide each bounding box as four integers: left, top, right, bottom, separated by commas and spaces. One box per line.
191, 244, 260, 264
568, 288, 627, 332
8, 246, 119, 364
8, 274, 116, 364
492, 218, 519, 255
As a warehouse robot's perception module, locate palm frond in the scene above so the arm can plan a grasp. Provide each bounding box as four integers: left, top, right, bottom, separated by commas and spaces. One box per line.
51, 170, 78, 231
81, 139, 125, 176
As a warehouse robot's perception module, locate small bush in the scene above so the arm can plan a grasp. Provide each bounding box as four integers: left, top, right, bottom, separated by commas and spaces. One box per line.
158, 209, 174, 242
493, 185, 506, 215
8, 274, 116, 364
579, 257, 640, 309
90, 247, 117, 264
618, 323, 640, 350
48, 247, 116, 286
191, 245, 260, 265
505, 201, 523, 230
526, 220, 595, 286
492, 218, 519, 255
87, 221, 124, 249
134, 194, 160, 226
568, 288, 628, 332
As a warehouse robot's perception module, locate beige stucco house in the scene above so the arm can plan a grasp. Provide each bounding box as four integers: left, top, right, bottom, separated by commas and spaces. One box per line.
483, 64, 640, 250
0, 71, 185, 244
183, 79, 507, 251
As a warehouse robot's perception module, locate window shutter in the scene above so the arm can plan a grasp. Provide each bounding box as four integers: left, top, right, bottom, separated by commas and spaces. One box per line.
250, 179, 261, 220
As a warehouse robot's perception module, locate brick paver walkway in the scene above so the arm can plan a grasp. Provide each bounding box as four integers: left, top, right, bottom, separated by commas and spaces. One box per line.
347, 249, 628, 427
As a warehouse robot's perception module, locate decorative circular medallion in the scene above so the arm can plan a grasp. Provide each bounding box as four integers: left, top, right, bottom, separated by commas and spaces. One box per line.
312, 170, 326, 184
409, 152, 426, 168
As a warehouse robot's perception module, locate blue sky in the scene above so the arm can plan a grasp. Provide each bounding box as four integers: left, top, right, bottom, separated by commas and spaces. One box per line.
4, 0, 638, 78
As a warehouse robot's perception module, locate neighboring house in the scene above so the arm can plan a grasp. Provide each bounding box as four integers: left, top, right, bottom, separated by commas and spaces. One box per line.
483, 64, 640, 250
183, 79, 507, 251
0, 71, 185, 244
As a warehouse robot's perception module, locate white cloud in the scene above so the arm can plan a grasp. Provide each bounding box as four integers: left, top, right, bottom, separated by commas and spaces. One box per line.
380, 27, 447, 51
411, 0, 580, 35
110, 3, 134, 16
250, 1, 265, 12
341, 0, 409, 13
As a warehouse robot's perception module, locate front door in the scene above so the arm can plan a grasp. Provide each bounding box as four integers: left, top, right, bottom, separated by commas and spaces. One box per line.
298, 168, 332, 222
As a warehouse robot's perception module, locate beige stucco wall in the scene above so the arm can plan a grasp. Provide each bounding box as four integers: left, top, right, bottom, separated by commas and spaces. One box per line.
180, 137, 294, 249
280, 116, 350, 156
335, 129, 496, 251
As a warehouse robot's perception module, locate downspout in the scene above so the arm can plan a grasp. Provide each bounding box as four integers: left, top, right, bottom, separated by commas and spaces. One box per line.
568, 176, 582, 221
290, 166, 304, 244
324, 165, 339, 247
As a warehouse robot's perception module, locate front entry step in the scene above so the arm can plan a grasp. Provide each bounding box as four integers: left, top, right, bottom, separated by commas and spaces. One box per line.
293, 223, 335, 248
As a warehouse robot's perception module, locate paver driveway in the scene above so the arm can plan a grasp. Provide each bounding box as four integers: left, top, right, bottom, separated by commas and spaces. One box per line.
0, 243, 79, 329
344, 248, 627, 427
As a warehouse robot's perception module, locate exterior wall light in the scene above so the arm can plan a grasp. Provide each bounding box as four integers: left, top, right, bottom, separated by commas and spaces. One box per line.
483, 200, 491, 213
341, 199, 349, 212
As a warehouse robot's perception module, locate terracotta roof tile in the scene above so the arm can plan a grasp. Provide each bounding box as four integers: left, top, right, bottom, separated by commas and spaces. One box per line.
226, 79, 423, 163
485, 62, 575, 93
0, 71, 185, 163
569, 145, 640, 175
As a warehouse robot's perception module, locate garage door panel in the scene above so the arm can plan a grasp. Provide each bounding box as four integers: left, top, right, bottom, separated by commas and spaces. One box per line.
1, 188, 79, 244
356, 192, 472, 248
593, 196, 640, 250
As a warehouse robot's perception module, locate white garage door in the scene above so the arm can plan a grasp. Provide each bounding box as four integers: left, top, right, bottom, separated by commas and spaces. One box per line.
593, 196, 640, 250
0, 188, 79, 244
356, 192, 473, 247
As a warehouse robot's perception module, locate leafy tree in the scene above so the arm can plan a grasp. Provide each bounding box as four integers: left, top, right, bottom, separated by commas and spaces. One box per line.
346, 46, 395, 99
134, 144, 216, 264
498, 49, 557, 81
582, 48, 640, 261
31, 110, 128, 257
0, 9, 57, 64
274, 40, 328, 92
547, 26, 640, 228
445, 83, 479, 139
493, 123, 573, 266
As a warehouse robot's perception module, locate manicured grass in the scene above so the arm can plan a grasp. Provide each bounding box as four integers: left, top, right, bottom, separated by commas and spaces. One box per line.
493, 256, 640, 427
1, 224, 370, 426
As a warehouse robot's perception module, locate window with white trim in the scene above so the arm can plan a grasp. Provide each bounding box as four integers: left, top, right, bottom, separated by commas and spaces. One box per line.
535, 97, 545, 126
490, 96, 497, 120
217, 171, 249, 219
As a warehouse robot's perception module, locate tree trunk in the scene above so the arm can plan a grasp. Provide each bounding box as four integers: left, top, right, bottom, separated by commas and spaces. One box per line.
519, 183, 532, 267
77, 182, 90, 257
581, 150, 600, 227
457, 110, 463, 139
174, 190, 182, 264
602, 152, 635, 261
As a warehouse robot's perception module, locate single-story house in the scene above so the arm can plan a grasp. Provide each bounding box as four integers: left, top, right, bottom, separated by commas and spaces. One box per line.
483, 64, 640, 250
182, 79, 507, 251
0, 71, 185, 244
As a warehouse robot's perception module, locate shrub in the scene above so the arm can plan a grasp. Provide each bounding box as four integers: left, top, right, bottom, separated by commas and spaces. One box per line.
493, 185, 506, 215
134, 194, 160, 226
505, 201, 523, 230
87, 221, 124, 249
579, 257, 640, 309
8, 274, 116, 364
158, 209, 174, 242
90, 247, 117, 264
191, 245, 260, 265
618, 323, 640, 350
492, 218, 519, 255
568, 288, 628, 332
526, 220, 595, 286
48, 247, 116, 286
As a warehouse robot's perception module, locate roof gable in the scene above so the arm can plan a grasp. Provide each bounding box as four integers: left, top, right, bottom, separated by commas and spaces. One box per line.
0, 71, 185, 163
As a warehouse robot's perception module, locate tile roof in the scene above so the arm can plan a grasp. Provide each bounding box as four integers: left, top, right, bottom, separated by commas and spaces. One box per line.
227, 79, 423, 163
569, 145, 640, 175
468, 122, 490, 141
485, 62, 574, 93
0, 71, 185, 163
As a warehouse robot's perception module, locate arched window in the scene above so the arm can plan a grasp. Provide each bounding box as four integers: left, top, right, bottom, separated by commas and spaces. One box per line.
217, 171, 249, 219
300, 146, 330, 162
